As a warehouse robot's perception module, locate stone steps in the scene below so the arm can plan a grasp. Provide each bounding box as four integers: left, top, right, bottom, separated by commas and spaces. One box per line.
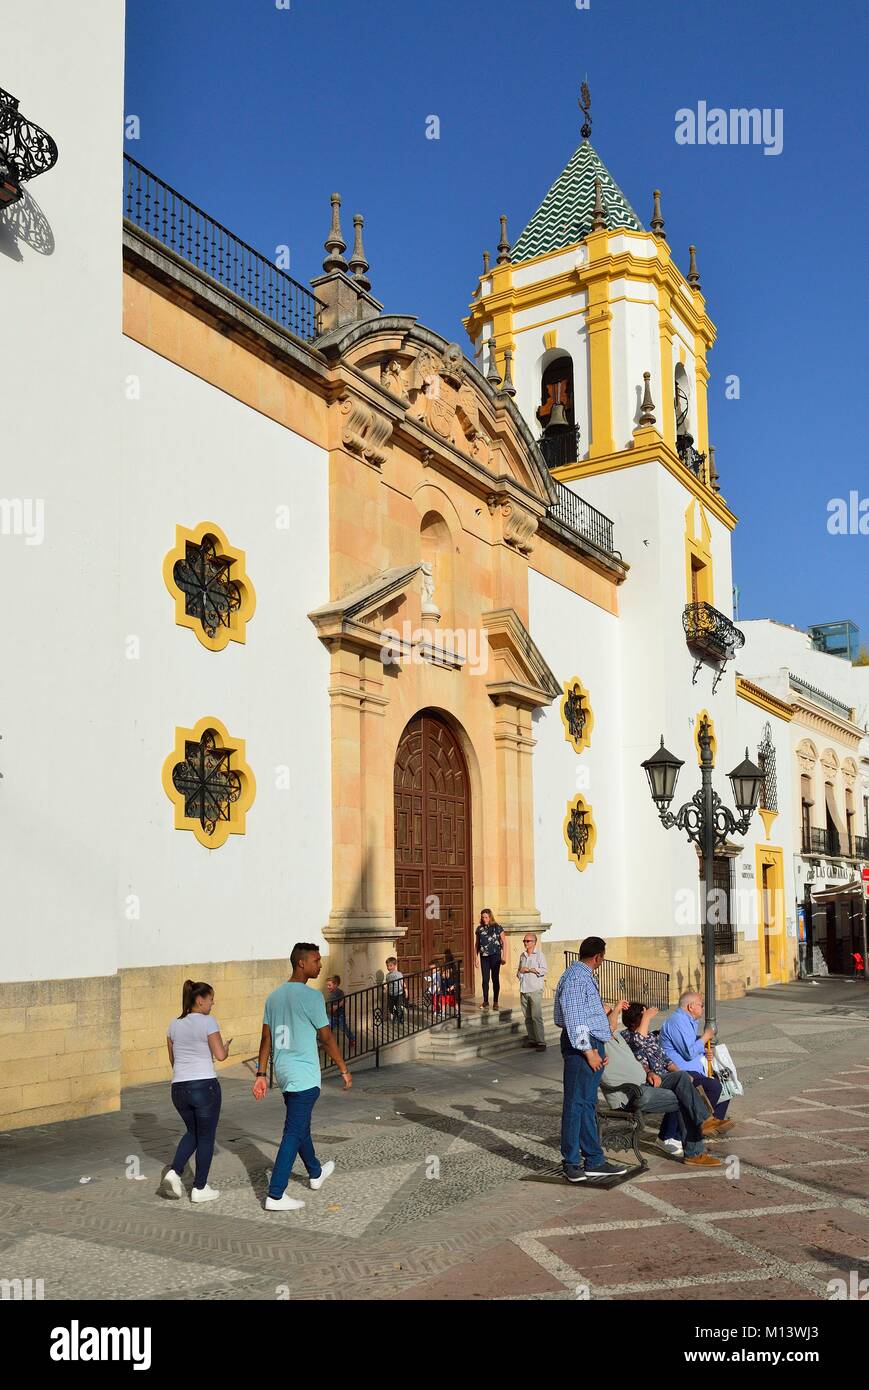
414, 998, 558, 1063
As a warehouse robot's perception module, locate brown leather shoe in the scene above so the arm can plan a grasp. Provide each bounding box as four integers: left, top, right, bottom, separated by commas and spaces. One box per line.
701, 1117, 733, 1137
683, 1153, 723, 1167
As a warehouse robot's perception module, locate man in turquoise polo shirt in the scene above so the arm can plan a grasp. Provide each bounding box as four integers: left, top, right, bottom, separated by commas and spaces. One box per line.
253, 943, 352, 1212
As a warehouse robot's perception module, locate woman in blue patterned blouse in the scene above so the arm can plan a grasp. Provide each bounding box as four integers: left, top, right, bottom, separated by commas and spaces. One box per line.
475, 908, 507, 1010
621, 1002, 685, 1153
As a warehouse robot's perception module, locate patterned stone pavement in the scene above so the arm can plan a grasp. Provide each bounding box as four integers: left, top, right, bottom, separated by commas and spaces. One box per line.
1, 978, 868, 1301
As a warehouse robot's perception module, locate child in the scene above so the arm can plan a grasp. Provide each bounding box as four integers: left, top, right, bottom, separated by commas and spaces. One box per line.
325, 974, 356, 1045
385, 956, 405, 1024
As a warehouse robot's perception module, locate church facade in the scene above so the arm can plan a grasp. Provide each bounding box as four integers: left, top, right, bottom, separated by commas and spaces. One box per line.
4, 5, 850, 1133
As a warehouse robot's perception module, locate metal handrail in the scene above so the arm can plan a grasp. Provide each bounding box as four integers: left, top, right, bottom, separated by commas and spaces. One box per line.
123, 154, 325, 342
563, 953, 671, 1010
260, 961, 463, 1081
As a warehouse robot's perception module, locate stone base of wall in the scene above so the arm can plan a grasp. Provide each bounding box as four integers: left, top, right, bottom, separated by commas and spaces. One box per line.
0, 975, 120, 1133
0, 959, 291, 1132
120, 959, 290, 1089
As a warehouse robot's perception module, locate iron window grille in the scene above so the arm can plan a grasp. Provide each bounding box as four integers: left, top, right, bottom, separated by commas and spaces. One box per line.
171, 730, 243, 838
758, 721, 778, 813
173, 534, 242, 639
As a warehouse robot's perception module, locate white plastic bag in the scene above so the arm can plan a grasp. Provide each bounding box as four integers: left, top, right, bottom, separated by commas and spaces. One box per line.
712, 1042, 743, 1099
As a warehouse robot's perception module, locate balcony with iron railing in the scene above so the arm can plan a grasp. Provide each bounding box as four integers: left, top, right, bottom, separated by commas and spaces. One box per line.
802, 826, 842, 858
683, 601, 745, 692
123, 154, 325, 342
547, 479, 617, 555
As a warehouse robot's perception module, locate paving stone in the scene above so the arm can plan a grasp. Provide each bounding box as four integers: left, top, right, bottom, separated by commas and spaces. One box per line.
720, 1209, 869, 1267
542, 1221, 759, 1284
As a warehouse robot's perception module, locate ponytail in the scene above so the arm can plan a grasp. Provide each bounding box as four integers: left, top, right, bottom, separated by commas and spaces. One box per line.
179, 979, 212, 1019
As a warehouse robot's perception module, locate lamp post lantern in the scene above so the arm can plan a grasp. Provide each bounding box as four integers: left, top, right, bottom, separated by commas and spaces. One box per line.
641, 716, 763, 1035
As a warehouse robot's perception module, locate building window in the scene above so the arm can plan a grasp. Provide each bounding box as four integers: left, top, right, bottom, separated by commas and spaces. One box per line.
758, 721, 778, 812
699, 855, 735, 955
163, 521, 256, 651
162, 717, 255, 848
560, 676, 594, 754
537, 354, 579, 469
563, 794, 596, 871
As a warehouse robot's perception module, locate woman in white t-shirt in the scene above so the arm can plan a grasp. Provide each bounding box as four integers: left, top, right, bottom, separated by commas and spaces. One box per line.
162, 980, 230, 1203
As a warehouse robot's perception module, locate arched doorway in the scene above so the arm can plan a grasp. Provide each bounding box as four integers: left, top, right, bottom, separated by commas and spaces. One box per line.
393, 711, 473, 984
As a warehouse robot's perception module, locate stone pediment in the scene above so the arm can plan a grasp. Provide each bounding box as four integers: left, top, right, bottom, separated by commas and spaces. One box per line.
481, 608, 560, 709
309, 563, 422, 636
330, 318, 556, 507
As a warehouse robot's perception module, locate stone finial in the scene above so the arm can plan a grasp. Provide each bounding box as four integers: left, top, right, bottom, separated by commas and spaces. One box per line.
591, 177, 606, 232
482, 250, 490, 274
687, 244, 701, 290
323, 192, 348, 273
348, 213, 371, 291
500, 346, 517, 398
638, 371, 656, 426
650, 188, 666, 240
486, 337, 502, 389
496, 215, 511, 265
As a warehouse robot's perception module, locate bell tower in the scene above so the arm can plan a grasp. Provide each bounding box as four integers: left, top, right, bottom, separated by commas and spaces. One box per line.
467, 86, 750, 986
465, 84, 719, 490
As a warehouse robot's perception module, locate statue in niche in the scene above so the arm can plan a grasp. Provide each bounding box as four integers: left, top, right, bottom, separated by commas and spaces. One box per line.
420, 561, 440, 620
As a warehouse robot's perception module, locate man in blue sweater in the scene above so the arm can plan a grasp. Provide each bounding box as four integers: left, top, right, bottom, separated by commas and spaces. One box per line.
660, 991, 731, 1125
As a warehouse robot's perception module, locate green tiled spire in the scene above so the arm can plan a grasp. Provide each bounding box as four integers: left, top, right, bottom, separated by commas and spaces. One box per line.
511, 141, 644, 263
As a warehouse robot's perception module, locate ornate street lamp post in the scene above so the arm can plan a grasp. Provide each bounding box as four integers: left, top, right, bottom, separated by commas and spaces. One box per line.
642, 716, 764, 1034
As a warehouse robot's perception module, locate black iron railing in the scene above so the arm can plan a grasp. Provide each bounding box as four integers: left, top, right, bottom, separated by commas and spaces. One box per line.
676, 432, 707, 479
563, 954, 671, 1010
803, 826, 841, 857
547, 480, 616, 555
123, 154, 324, 342
683, 602, 745, 664
539, 426, 581, 471
853, 834, 869, 860
318, 960, 462, 1073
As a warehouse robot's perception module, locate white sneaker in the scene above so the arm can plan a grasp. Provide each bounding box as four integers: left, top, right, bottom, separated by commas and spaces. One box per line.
661, 1139, 684, 1157
162, 1170, 184, 1198
190, 1184, 220, 1203
309, 1160, 334, 1191
264, 1194, 306, 1211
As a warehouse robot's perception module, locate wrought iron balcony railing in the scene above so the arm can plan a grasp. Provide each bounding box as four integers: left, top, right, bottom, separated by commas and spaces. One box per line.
683, 601, 745, 692
848, 834, 868, 860
547, 480, 616, 555
802, 826, 841, 858
0, 85, 58, 206
123, 155, 325, 342
539, 425, 581, 471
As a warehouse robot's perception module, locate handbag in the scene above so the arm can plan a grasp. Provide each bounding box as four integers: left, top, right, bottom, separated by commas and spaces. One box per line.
711, 1042, 744, 1100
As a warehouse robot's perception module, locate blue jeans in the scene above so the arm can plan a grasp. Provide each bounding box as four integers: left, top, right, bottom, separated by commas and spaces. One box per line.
171, 1077, 222, 1190
331, 1009, 356, 1043
560, 1032, 606, 1169
268, 1086, 322, 1199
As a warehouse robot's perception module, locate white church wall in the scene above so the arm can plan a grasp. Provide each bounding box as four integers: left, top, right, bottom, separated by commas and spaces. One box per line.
527, 568, 625, 946
119, 340, 331, 968
1, 2, 125, 983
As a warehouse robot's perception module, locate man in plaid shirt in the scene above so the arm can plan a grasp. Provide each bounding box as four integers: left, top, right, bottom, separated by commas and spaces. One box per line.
553, 936, 629, 1183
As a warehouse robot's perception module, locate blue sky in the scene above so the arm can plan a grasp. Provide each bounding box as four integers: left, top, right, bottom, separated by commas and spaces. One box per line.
125, 0, 869, 651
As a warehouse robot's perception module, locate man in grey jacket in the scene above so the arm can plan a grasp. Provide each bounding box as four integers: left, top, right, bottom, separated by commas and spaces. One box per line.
517, 934, 548, 1051
600, 1010, 721, 1168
